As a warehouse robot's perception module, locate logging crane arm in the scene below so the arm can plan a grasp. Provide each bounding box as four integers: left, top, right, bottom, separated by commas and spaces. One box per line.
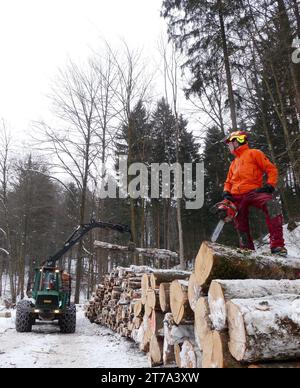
43, 219, 132, 267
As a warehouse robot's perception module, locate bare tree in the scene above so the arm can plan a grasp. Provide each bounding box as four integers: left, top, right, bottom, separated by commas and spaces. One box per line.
0, 121, 16, 302
90, 53, 120, 170
36, 60, 105, 303
107, 42, 153, 255
159, 40, 185, 270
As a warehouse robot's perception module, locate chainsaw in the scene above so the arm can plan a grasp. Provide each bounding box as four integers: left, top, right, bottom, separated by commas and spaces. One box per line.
211, 199, 238, 243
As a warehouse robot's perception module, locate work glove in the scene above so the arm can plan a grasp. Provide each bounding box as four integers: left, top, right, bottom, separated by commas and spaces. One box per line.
222, 191, 234, 202
255, 184, 275, 194
210, 202, 227, 219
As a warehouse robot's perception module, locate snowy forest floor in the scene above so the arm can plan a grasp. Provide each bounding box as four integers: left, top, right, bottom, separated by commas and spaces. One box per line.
0, 307, 148, 368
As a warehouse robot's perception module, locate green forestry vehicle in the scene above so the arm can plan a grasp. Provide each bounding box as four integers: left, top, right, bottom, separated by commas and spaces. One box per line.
15, 220, 131, 334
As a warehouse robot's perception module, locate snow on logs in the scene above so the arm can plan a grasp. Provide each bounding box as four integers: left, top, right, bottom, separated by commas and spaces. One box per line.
208, 279, 300, 331
195, 241, 300, 292
227, 295, 300, 363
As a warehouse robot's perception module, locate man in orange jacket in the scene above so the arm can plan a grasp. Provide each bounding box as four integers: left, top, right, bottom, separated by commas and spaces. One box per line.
223, 131, 287, 256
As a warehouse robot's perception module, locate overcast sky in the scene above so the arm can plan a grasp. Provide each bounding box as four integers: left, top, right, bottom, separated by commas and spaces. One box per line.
0, 0, 167, 145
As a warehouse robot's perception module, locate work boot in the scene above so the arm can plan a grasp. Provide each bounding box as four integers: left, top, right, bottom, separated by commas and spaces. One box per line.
271, 247, 288, 258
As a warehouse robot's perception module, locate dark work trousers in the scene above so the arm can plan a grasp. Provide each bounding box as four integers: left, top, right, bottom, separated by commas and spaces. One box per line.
232, 191, 285, 250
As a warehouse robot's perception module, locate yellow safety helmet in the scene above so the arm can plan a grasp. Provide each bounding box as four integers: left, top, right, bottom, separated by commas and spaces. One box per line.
224, 131, 248, 144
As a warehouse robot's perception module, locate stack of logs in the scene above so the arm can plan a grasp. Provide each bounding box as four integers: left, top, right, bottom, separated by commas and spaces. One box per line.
86, 241, 300, 368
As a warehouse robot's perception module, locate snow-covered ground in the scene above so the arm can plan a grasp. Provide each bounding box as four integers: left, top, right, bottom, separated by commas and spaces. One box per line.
257, 223, 300, 258
0, 307, 148, 368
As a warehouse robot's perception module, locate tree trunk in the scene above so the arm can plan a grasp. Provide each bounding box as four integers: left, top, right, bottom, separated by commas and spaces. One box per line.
195, 241, 300, 292
176, 198, 185, 270
156, 203, 160, 251
292, 0, 300, 37
163, 199, 168, 249
94, 241, 179, 262
140, 198, 145, 250
0, 260, 3, 297
265, 65, 300, 186
227, 295, 300, 363
6, 237, 15, 303
75, 157, 89, 303
208, 279, 300, 331
277, 0, 300, 115
217, 0, 238, 130
254, 69, 294, 221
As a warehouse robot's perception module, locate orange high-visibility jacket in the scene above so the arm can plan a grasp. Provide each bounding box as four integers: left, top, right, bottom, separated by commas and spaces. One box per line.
224, 144, 278, 195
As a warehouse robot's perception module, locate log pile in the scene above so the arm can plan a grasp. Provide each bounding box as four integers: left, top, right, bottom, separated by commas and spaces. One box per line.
86, 241, 300, 369
85, 265, 194, 367
196, 242, 300, 368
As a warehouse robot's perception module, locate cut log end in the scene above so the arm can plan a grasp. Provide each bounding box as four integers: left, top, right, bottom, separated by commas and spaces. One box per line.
170, 280, 193, 325
227, 301, 250, 362
195, 242, 214, 286
159, 283, 171, 313
147, 289, 157, 310
141, 274, 150, 305
194, 297, 212, 347
202, 331, 244, 369
149, 335, 164, 366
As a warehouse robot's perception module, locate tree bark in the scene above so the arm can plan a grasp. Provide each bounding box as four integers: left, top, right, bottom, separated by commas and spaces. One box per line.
292, 0, 300, 37
227, 295, 300, 363
251, 57, 294, 221
179, 340, 200, 369
276, 0, 300, 115
208, 279, 300, 331
94, 241, 179, 261
163, 313, 176, 366
150, 270, 190, 289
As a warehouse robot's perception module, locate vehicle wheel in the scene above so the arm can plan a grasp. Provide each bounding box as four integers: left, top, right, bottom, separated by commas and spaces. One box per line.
59, 304, 76, 334
15, 300, 33, 333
